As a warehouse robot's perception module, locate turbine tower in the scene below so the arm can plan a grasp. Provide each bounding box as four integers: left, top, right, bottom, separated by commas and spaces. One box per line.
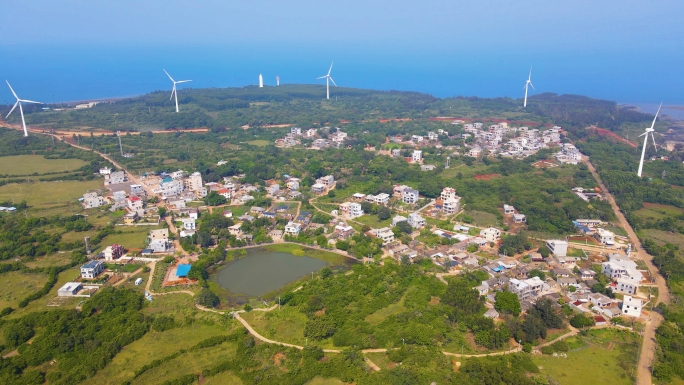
5, 81, 42, 137
637, 103, 662, 178
523, 68, 535, 107
276, 75, 280, 86
163, 69, 191, 113
317, 62, 337, 100
117, 131, 124, 156
259, 74, 264, 88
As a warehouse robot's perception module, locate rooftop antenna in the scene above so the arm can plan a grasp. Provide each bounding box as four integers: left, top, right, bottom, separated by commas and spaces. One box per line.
163, 69, 192, 113
317, 62, 337, 100
637, 103, 661, 177
522, 68, 535, 108
5, 80, 43, 137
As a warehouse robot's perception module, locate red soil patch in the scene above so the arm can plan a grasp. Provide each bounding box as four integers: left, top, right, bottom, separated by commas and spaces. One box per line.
474, 173, 501, 181
339, 119, 351, 124
589, 127, 638, 148
428, 117, 457, 121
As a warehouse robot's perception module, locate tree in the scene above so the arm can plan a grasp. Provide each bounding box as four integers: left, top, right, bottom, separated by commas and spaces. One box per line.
570, 313, 594, 328
197, 288, 220, 308
442, 279, 484, 319
528, 269, 546, 280
360, 201, 373, 214
537, 245, 550, 258
467, 243, 479, 253
495, 291, 521, 316
204, 191, 227, 206
378, 206, 391, 221
396, 220, 412, 234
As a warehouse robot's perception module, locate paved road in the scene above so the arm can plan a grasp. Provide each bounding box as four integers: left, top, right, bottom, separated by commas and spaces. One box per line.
584, 158, 669, 385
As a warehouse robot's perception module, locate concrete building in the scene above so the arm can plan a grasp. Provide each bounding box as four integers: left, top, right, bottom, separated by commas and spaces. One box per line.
594, 228, 615, 245
480, 227, 501, 243
130, 184, 144, 195
441, 187, 457, 201
621, 295, 643, 317
284, 222, 302, 237
186, 172, 203, 192
442, 197, 461, 214
411, 150, 422, 162
103, 244, 124, 261
509, 277, 545, 301
82, 191, 105, 209
407, 212, 426, 228
80, 260, 104, 279
127, 196, 143, 211
58, 282, 83, 297
546, 240, 569, 257
370, 227, 395, 245
402, 188, 420, 204
106, 171, 126, 185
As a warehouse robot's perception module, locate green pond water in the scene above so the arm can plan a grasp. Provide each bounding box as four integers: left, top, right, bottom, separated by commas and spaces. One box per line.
214, 249, 334, 297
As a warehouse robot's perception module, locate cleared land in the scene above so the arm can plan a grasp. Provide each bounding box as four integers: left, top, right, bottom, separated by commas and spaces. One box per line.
640, 229, 684, 248
246, 139, 271, 147
99, 226, 161, 250
0, 180, 102, 209
0, 155, 87, 175
5, 266, 82, 320
87, 324, 234, 385
460, 210, 499, 227
532, 329, 638, 385
240, 306, 313, 347
0, 271, 49, 309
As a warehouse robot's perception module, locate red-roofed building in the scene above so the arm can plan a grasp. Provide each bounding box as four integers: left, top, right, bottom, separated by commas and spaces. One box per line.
127, 196, 143, 211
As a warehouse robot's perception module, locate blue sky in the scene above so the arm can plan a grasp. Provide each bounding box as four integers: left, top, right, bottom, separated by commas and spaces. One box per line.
0, 1, 683, 104
1, 0, 681, 51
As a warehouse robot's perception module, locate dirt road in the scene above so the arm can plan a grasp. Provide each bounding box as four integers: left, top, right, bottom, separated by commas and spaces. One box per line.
584, 158, 669, 385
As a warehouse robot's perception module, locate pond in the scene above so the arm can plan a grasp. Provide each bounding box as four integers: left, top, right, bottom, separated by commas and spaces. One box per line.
213, 248, 343, 298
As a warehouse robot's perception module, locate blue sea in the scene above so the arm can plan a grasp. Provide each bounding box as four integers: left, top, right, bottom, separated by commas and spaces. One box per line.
1, 44, 683, 111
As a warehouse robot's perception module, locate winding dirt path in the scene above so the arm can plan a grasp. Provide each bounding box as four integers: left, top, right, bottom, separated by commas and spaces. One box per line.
584, 157, 669, 385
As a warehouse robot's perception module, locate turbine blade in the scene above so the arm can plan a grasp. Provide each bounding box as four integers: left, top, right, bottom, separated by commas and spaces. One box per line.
638, 132, 648, 137
176, 80, 192, 83
650, 102, 662, 130
170, 86, 176, 100
329, 77, 338, 87
529, 82, 535, 91
19, 99, 42, 104
523, 83, 528, 90
328, 62, 333, 76
5, 80, 19, 100
528, 67, 532, 80
317, 76, 327, 79
163, 69, 175, 82
5, 101, 18, 118
651, 133, 657, 151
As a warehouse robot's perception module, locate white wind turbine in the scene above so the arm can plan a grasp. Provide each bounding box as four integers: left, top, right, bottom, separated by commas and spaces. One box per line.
317, 62, 337, 100
523, 68, 535, 107
163, 69, 192, 112
637, 103, 662, 178
5, 81, 42, 137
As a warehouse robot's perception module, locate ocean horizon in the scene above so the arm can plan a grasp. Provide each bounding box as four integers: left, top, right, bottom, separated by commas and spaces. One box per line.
1, 44, 683, 108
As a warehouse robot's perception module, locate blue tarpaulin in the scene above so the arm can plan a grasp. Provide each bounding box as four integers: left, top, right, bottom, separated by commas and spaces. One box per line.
176, 264, 192, 277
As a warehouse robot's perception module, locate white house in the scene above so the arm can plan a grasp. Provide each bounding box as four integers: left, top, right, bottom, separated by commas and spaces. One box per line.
442, 197, 461, 214
594, 228, 615, 245
616, 278, 639, 295
284, 222, 302, 237
80, 260, 104, 279
512, 214, 526, 223
375, 193, 390, 205
441, 187, 457, 201
392, 215, 408, 226
621, 295, 643, 317
411, 150, 422, 162
311, 183, 327, 194
546, 240, 568, 257
480, 227, 501, 243
402, 188, 420, 204
503, 204, 515, 215
509, 277, 545, 301
370, 227, 395, 245
82, 192, 104, 209
407, 212, 426, 229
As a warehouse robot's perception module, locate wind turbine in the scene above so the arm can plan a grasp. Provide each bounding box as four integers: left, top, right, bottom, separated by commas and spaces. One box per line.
637, 103, 661, 178
163, 69, 191, 112
5, 81, 42, 137
317, 63, 337, 100
523, 68, 535, 107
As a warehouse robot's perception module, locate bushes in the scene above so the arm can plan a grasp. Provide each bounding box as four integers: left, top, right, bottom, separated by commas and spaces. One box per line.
570, 313, 595, 328
196, 288, 220, 308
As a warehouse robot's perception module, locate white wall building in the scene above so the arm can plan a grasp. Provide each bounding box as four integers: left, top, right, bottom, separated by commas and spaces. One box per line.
546, 240, 568, 257
407, 212, 426, 228
621, 295, 643, 317
480, 227, 501, 243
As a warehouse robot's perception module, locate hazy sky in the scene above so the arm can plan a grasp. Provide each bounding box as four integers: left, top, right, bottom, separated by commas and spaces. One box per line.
1, 0, 682, 52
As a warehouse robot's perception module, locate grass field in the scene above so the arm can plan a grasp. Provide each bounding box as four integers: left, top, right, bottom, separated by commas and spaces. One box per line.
0, 180, 102, 210
354, 214, 392, 229
246, 139, 271, 147
365, 293, 407, 326
305, 377, 345, 385
132, 341, 237, 385
640, 229, 684, 248
532, 329, 638, 385
99, 226, 161, 250
604, 226, 628, 237
5, 266, 82, 320
0, 155, 87, 175
0, 271, 49, 309
22, 253, 74, 268
460, 210, 499, 227
202, 371, 243, 385
241, 306, 314, 347
87, 324, 234, 385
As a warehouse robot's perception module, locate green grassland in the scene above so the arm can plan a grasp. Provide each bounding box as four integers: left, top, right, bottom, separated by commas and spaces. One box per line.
460, 210, 499, 227
22, 252, 74, 269
532, 329, 639, 385
0, 155, 87, 175
241, 306, 315, 347
98, 226, 162, 250
305, 377, 345, 385
364, 293, 407, 325
0, 179, 102, 210
5, 266, 82, 320
0, 271, 49, 309
246, 139, 271, 147
640, 229, 684, 248
201, 371, 244, 385
87, 323, 234, 385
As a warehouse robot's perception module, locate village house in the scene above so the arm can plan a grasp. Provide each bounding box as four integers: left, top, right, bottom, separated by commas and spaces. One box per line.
103, 244, 124, 261
589, 293, 613, 308
512, 214, 527, 223
546, 239, 568, 257
402, 188, 420, 204
130, 184, 145, 196
503, 204, 516, 215
311, 183, 327, 194
105, 170, 126, 185
284, 221, 302, 237
80, 260, 104, 279
335, 223, 354, 240
508, 277, 546, 302
369, 227, 395, 245
594, 228, 615, 245
621, 295, 643, 317
148, 229, 170, 252
479, 227, 501, 243
411, 150, 422, 163
339, 202, 363, 218
407, 212, 426, 229
375, 193, 390, 205
82, 191, 105, 209
127, 196, 143, 211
